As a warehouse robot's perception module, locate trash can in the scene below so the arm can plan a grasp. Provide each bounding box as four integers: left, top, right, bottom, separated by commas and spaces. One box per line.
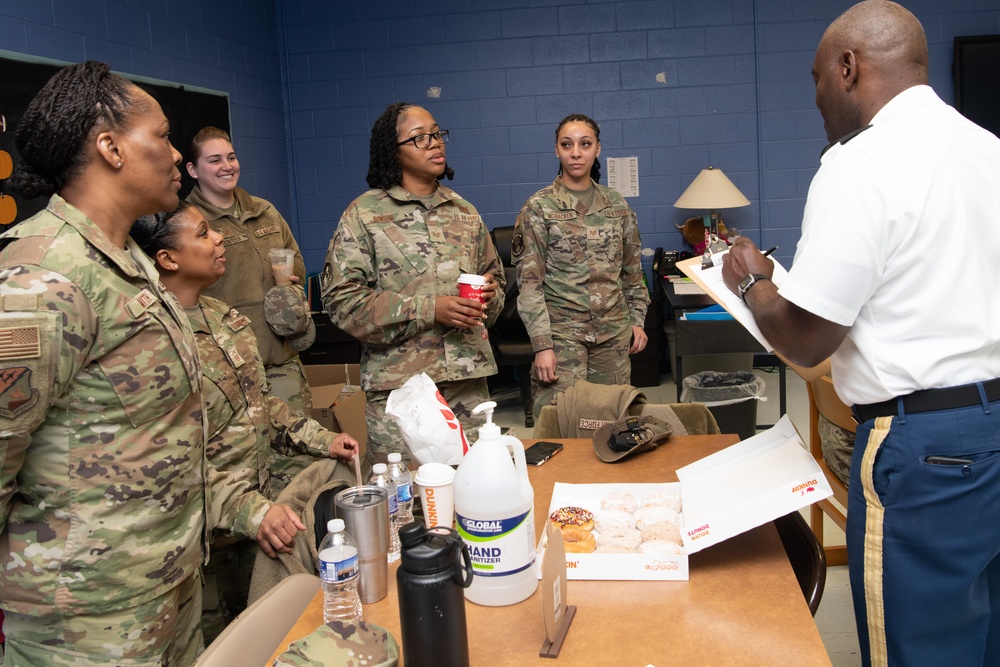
680, 370, 766, 440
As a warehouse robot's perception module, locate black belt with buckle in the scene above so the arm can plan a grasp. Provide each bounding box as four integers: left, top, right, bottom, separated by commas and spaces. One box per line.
851, 377, 1000, 423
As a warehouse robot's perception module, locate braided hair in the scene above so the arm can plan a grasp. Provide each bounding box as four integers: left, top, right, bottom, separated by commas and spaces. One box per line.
366, 102, 454, 190
8, 61, 140, 200
555, 113, 602, 182
130, 201, 193, 259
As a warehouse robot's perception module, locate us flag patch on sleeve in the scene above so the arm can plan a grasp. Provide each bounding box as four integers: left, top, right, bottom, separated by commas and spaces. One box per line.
0, 324, 41, 360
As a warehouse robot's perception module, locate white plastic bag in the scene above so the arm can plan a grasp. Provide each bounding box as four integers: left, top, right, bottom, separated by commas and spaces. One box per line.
385, 373, 469, 465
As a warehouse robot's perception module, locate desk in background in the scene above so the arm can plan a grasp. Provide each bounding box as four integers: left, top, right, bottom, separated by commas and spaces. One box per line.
267, 436, 831, 667
659, 274, 787, 424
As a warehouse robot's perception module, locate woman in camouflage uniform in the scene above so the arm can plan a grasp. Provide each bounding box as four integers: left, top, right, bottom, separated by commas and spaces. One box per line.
512, 114, 650, 416
185, 127, 314, 421
321, 102, 504, 464
131, 202, 359, 642
0, 61, 212, 666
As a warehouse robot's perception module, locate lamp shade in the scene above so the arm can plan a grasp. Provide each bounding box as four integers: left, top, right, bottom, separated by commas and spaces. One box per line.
673, 166, 750, 210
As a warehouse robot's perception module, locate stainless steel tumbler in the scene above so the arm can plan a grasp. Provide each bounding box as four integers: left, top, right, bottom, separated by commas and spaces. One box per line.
334, 485, 390, 603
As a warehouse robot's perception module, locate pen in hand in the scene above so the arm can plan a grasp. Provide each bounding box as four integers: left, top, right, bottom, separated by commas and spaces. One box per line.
762, 245, 778, 258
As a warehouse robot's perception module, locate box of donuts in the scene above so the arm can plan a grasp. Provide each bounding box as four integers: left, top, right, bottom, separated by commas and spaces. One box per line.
540, 416, 833, 580
542, 482, 690, 580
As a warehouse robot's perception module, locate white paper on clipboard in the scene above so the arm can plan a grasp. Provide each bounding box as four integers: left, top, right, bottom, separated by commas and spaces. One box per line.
676, 251, 790, 352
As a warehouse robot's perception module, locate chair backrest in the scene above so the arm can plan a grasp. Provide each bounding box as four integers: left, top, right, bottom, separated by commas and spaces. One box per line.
489, 226, 529, 340
491, 225, 516, 267
195, 572, 321, 666
773, 511, 827, 615
809, 375, 855, 433
805, 373, 851, 567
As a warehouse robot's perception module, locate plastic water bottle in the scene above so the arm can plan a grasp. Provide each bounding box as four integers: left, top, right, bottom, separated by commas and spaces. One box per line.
387, 453, 414, 529
318, 518, 362, 623
369, 463, 400, 562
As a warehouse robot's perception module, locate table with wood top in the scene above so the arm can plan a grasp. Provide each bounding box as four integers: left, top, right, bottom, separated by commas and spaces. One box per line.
267, 435, 832, 666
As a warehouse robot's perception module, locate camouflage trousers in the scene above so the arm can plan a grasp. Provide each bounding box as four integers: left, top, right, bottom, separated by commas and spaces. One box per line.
2, 573, 202, 666
266, 356, 313, 415
365, 377, 490, 466
267, 356, 316, 496
531, 327, 632, 417
201, 538, 258, 645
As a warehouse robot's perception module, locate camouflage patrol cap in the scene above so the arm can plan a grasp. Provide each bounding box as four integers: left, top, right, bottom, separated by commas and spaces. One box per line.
273, 619, 400, 667
286, 317, 316, 352
264, 285, 310, 337
593, 415, 672, 463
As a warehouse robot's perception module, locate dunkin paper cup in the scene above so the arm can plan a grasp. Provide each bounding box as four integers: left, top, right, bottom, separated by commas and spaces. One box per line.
456, 273, 486, 304
268, 248, 295, 286
415, 462, 456, 529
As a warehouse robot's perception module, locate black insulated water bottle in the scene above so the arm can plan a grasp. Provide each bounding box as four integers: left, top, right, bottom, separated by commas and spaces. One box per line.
396, 521, 473, 667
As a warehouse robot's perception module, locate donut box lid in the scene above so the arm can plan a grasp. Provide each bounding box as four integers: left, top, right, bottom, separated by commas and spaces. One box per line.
676, 414, 832, 555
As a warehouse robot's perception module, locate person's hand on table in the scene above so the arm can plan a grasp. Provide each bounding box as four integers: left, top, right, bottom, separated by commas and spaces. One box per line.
257, 503, 306, 557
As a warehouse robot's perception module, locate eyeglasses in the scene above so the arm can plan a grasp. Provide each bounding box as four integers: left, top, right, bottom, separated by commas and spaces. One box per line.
397, 130, 450, 150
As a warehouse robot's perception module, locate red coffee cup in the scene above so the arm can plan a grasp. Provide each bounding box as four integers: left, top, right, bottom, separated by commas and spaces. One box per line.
457, 273, 487, 304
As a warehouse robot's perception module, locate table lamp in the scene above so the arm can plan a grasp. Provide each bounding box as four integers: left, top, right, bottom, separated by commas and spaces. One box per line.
673, 166, 750, 249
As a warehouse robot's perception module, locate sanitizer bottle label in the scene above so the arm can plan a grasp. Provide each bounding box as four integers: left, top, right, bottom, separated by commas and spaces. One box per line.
455, 509, 535, 576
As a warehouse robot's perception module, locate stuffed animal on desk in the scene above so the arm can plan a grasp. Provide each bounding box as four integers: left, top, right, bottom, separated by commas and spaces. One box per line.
676, 216, 729, 255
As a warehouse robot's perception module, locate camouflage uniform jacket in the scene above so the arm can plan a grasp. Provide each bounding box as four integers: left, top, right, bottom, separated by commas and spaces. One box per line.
513, 178, 649, 351
187, 185, 307, 368
195, 296, 340, 512
321, 185, 504, 392
0, 196, 211, 616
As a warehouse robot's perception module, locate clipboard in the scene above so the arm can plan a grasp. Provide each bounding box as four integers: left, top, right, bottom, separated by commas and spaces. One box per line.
677, 252, 829, 382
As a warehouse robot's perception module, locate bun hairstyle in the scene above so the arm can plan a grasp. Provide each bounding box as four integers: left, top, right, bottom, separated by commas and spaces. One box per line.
555, 113, 602, 182
130, 201, 193, 259
9, 61, 139, 200
187, 126, 233, 166
366, 102, 454, 190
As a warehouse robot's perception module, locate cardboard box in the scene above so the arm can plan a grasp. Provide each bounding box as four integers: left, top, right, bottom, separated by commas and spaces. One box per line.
538, 414, 832, 581
677, 413, 831, 554
303, 364, 367, 458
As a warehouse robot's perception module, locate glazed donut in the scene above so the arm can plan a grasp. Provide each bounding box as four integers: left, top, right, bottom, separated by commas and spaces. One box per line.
550, 506, 595, 541
563, 533, 597, 553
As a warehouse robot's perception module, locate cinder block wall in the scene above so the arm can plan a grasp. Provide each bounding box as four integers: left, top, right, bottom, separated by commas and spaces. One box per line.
3, 1, 998, 274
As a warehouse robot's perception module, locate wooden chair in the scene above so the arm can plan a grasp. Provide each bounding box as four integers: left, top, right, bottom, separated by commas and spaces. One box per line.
806, 375, 854, 567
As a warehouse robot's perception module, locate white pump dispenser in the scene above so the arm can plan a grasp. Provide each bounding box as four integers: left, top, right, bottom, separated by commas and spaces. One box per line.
453, 401, 538, 606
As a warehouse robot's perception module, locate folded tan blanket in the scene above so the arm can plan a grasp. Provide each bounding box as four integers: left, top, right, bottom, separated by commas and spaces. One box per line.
248, 458, 354, 605
555, 381, 646, 439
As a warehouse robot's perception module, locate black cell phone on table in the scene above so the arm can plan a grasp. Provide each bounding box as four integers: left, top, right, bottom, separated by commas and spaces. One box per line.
525, 440, 564, 466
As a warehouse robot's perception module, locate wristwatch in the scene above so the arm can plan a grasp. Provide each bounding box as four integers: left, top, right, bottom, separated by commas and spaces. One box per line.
737, 273, 769, 302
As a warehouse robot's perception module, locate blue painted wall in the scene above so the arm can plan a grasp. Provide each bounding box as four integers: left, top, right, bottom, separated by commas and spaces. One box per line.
3, 0, 999, 275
